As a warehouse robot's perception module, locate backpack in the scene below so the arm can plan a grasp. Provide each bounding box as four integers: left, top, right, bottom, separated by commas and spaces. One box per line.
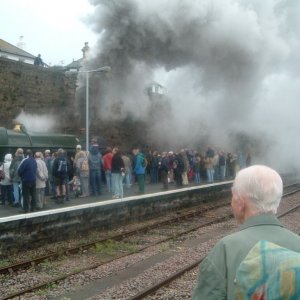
9, 165, 15, 180
56, 157, 67, 175
160, 157, 169, 172
80, 159, 89, 172
188, 168, 195, 181
142, 157, 148, 168
235, 240, 300, 300
151, 156, 159, 168
9, 159, 21, 180
0, 166, 5, 181
176, 156, 184, 172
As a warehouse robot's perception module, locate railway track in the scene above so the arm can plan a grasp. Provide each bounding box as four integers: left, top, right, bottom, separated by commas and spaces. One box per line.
1, 184, 299, 300
2, 182, 298, 277
1, 201, 232, 300
129, 190, 300, 300
0, 199, 231, 276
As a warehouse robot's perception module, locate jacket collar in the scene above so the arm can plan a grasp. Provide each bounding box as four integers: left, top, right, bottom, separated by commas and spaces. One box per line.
239, 213, 283, 231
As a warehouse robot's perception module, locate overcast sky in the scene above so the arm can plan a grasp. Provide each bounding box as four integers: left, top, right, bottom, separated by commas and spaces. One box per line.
0, 0, 98, 66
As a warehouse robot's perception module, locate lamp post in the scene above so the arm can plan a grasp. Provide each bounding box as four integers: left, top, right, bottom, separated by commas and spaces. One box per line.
79, 66, 111, 151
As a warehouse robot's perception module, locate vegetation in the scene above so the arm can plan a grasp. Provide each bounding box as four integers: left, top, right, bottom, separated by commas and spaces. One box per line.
94, 239, 136, 255
0, 258, 10, 268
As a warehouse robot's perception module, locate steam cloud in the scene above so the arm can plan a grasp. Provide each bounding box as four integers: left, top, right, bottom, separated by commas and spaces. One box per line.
15, 111, 57, 132
84, 0, 300, 171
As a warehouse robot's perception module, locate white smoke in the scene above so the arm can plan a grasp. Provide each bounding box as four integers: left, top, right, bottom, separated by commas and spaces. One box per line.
15, 111, 57, 132
83, 0, 300, 170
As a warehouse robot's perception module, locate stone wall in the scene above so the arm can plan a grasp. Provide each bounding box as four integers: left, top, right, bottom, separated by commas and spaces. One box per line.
0, 183, 232, 255
0, 58, 159, 149
0, 58, 78, 130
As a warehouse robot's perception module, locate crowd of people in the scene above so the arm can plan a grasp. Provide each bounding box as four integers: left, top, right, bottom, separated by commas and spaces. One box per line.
144, 147, 251, 187
1, 139, 299, 300
0, 141, 251, 213
2, 144, 299, 298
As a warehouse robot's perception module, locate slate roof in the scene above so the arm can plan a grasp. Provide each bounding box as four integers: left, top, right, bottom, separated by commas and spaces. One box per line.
0, 38, 35, 59
65, 58, 83, 69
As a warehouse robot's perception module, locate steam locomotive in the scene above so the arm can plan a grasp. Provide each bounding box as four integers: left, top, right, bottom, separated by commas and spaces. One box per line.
0, 124, 80, 161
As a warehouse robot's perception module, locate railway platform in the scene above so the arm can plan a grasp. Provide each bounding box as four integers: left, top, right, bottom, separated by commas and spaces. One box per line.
0, 180, 233, 254
0, 180, 233, 219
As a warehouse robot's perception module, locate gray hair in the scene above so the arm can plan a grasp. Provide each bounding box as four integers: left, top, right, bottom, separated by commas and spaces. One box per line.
57, 148, 64, 156
232, 165, 283, 214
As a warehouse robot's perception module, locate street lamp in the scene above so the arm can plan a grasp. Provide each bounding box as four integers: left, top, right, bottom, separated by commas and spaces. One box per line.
79, 66, 111, 151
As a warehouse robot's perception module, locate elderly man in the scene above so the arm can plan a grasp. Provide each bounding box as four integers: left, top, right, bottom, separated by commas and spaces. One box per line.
192, 165, 300, 299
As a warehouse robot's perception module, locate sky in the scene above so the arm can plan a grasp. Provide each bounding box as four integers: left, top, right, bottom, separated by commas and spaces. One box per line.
0, 0, 98, 66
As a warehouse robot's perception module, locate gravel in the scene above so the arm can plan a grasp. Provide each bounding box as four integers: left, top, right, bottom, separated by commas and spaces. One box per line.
1, 193, 299, 300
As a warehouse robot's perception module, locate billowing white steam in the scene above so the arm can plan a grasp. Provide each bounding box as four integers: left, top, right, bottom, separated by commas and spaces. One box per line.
84, 0, 300, 170
15, 111, 57, 132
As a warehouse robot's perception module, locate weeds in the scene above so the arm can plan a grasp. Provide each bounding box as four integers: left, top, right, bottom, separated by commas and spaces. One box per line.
0, 259, 10, 268
94, 239, 136, 255
34, 282, 58, 297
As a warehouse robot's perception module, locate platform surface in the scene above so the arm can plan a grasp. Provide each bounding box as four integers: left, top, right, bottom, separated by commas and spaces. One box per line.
0, 180, 233, 223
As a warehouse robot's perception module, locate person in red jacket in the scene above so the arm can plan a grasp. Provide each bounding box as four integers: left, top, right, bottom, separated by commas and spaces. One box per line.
103, 147, 113, 193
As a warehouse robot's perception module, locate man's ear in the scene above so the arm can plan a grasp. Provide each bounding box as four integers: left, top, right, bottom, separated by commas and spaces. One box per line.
237, 194, 246, 213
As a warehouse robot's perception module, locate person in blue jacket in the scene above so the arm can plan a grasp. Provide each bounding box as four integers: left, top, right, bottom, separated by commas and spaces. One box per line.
132, 146, 145, 194
18, 149, 37, 213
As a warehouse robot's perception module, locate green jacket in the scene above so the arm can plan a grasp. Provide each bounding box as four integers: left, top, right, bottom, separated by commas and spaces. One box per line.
9, 155, 23, 182
192, 214, 300, 300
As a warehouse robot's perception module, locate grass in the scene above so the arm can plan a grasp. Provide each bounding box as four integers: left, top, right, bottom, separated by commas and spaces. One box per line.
0, 258, 11, 268
94, 239, 136, 255
34, 282, 59, 297
36, 259, 63, 276
39, 258, 51, 269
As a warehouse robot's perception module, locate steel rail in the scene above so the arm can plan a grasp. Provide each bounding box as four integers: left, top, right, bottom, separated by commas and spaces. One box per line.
1, 183, 298, 276
0, 199, 230, 276
129, 259, 204, 300
1, 184, 299, 300
129, 190, 300, 300
0, 208, 232, 300
277, 202, 300, 218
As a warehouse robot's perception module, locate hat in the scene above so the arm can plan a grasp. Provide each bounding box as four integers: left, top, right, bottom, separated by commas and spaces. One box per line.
4, 153, 12, 162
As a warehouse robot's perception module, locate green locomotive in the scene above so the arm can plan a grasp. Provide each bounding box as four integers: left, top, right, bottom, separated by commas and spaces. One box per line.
0, 124, 80, 160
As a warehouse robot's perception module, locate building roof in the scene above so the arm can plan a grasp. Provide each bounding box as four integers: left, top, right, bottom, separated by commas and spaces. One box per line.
65, 58, 83, 70
0, 38, 35, 59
